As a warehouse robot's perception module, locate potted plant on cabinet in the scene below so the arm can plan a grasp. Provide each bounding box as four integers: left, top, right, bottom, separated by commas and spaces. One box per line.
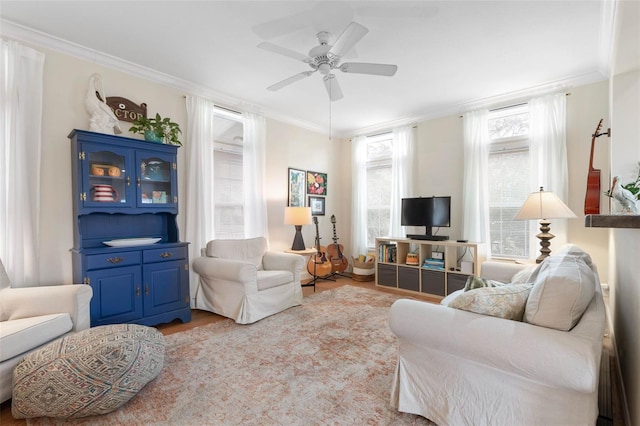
129, 113, 182, 146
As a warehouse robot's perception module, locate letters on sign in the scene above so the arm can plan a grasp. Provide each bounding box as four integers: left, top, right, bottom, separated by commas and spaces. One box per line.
106, 96, 148, 123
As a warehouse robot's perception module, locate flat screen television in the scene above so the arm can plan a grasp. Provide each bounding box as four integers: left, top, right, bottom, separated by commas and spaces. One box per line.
401, 196, 451, 240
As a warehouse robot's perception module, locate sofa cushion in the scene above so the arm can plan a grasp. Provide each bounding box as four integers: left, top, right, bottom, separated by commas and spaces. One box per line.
257, 270, 294, 291
524, 254, 596, 331
447, 284, 533, 321
12, 324, 165, 419
0, 313, 72, 362
206, 237, 266, 270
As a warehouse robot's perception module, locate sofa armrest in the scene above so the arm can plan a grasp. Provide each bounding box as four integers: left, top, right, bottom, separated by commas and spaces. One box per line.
0, 285, 93, 332
389, 299, 601, 393
262, 252, 304, 281
192, 257, 257, 283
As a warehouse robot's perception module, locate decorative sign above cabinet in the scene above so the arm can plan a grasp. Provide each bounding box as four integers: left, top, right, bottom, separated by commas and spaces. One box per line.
106, 96, 147, 123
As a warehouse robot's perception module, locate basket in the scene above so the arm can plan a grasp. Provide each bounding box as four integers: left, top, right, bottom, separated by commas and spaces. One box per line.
351, 256, 375, 282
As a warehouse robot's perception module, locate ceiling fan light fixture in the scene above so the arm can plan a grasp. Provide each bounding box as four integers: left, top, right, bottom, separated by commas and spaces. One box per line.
318, 63, 332, 74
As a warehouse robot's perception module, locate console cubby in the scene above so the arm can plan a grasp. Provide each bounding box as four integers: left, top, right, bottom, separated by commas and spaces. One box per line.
375, 237, 486, 299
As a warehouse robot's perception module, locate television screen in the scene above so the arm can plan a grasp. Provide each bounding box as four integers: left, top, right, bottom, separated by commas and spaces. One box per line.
401, 197, 430, 226
429, 196, 451, 227
401, 196, 451, 240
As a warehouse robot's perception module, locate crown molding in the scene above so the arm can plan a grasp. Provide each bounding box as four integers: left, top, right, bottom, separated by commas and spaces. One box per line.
346, 70, 608, 139
0, 19, 327, 136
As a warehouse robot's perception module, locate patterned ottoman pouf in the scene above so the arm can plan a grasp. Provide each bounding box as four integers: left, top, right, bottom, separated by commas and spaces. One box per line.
12, 324, 165, 419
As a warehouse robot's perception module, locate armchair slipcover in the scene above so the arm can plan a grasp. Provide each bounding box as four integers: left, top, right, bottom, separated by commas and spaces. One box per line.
0, 259, 92, 402
192, 237, 304, 324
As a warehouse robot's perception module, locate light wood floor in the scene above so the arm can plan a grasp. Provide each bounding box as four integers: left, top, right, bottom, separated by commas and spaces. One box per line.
0, 277, 626, 425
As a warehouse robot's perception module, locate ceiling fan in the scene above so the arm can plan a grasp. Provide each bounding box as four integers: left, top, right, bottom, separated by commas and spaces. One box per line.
258, 22, 398, 101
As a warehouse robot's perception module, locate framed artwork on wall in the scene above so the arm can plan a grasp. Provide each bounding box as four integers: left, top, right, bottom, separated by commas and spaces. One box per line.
307, 171, 327, 195
309, 196, 325, 216
288, 168, 306, 207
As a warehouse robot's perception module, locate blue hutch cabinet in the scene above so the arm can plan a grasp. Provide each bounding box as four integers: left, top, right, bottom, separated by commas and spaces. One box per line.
69, 129, 191, 327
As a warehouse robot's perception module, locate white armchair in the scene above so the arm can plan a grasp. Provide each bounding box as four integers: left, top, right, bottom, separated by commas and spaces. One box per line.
0, 259, 92, 402
192, 237, 305, 324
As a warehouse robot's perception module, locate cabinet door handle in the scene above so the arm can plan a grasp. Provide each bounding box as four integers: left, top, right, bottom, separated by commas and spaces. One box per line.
126, 176, 131, 186
136, 177, 141, 187
160, 252, 172, 258
145, 284, 149, 295
136, 286, 141, 297
107, 257, 124, 264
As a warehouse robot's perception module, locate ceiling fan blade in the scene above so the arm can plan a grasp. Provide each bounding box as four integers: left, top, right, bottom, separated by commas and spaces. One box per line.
267, 71, 315, 91
258, 42, 310, 63
339, 62, 398, 76
323, 74, 344, 101
328, 22, 369, 59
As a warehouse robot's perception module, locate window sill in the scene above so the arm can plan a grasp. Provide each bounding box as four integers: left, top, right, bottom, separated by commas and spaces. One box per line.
584, 214, 640, 229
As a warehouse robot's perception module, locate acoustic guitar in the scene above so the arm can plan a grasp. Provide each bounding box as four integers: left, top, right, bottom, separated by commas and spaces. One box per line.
307, 216, 332, 277
584, 119, 603, 215
327, 215, 349, 273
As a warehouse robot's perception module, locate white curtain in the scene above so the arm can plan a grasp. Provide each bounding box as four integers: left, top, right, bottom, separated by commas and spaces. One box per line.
528, 93, 569, 253
350, 135, 368, 257
389, 125, 416, 237
185, 95, 216, 306
0, 40, 45, 286
462, 109, 491, 249
242, 112, 269, 241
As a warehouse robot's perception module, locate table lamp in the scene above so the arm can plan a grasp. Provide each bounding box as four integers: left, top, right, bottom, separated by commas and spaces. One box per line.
514, 186, 577, 263
284, 207, 312, 251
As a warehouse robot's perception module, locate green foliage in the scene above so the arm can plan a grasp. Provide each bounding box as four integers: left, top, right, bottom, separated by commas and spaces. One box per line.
129, 113, 182, 146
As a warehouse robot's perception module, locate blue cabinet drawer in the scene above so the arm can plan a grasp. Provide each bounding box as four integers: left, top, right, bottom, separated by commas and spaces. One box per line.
86, 251, 141, 270
143, 246, 187, 263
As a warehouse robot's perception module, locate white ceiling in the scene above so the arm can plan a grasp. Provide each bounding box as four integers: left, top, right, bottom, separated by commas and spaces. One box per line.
0, 1, 612, 137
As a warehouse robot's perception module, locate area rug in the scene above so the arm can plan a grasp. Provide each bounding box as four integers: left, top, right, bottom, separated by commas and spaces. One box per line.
28, 286, 434, 425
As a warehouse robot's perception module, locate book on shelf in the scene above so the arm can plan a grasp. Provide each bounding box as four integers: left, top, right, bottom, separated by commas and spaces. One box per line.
422, 258, 445, 270
378, 243, 397, 263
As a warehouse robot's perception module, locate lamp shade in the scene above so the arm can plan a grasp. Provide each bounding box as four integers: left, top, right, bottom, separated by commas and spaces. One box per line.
514, 187, 577, 220
284, 207, 312, 225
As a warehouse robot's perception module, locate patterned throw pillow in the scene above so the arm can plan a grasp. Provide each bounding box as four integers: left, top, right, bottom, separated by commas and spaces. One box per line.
12, 324, 165, 419
447, 284, 534, 321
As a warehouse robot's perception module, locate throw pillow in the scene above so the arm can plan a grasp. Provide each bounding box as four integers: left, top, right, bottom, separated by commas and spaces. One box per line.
524, 255, 596, 331
554, 243, 593, 265
510, 264, 539, 284
447, 284, 533, 321
463, 275, 506, 291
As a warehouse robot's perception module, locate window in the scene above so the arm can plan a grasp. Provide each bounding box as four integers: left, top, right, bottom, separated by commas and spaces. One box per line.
365, 134, 392, 248
213, 108, 244, 239
487, 105, 530, 258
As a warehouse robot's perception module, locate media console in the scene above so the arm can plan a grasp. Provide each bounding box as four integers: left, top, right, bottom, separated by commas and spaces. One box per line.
375, 237, 486, 299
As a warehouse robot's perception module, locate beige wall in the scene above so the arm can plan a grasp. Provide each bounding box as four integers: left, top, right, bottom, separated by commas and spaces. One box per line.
39, 47, 186, 284
17, 40, 344, 288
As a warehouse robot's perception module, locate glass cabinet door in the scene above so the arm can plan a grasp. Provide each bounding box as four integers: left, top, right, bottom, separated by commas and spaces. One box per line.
137, 151, 176, 208
84, 146, 131, 207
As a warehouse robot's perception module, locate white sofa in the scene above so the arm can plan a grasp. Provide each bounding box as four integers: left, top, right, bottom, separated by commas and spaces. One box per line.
389, 245, 606, 426
0, 259, 93, 403
192, 237, 304, 324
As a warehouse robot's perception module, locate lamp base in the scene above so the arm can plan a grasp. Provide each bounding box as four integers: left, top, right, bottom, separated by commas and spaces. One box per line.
535, 219, 554, 263
291, 225, 306, 251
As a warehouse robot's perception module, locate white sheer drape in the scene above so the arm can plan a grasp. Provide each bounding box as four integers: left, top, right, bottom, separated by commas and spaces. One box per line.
350, 135, 368, 257
528, 93, 569, 254
242, 112, 269, 241
185, 95, 216, 306
0, 40, 45, 286
462, 109, 491, 248
389, 125, 416, 237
